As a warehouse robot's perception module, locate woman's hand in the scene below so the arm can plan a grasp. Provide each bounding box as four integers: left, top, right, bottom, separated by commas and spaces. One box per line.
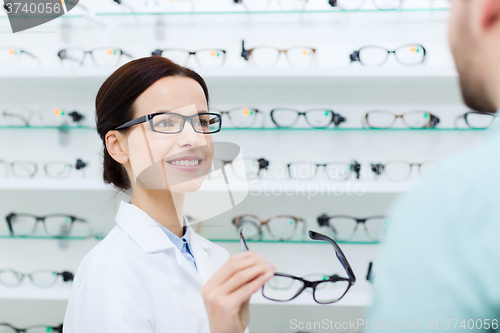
201, 251, 276, 333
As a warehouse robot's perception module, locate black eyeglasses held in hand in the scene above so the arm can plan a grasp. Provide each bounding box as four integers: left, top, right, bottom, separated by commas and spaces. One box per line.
114, 112, 222, 134
239, 227, 356, 304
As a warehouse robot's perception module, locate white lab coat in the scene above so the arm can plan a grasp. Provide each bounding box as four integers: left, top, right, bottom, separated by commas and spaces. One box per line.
63, 200, 249, 333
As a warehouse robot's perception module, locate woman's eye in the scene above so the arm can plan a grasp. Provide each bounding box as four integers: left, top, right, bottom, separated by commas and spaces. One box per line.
156, 119, 173, 128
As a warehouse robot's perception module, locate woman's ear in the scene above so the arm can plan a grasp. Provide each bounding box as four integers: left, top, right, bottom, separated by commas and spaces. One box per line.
105, 130, 129, 165
481, 0, 500, 30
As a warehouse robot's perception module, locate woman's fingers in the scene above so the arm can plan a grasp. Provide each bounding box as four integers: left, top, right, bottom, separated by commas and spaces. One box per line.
230, 269, 276, 305
217, 260, 275, 296
204, 251, 266, 290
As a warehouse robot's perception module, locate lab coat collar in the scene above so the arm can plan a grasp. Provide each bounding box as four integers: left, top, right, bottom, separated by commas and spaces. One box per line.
115, 201, 216, 284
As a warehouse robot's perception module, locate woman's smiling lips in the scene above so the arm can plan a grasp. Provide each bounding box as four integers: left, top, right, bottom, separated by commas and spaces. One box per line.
165, 155, 203, 172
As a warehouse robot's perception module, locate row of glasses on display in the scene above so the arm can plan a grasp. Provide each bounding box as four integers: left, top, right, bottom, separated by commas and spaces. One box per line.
240, 227, 356, 304
0, 159, 87, 179
210, 157, 438, 182
0, 42, 427, 68
234, 0, 449, 11
0, 323, 62, 333
3, 212, 94, 238
0, 269, 74, 288
0, 107, 87, 127
232, 212, 387, 242
110, 0, 449, 12
210, 107, 496, 129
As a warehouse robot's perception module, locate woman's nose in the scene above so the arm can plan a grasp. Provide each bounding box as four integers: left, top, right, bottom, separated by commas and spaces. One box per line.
177, 120, 201, 148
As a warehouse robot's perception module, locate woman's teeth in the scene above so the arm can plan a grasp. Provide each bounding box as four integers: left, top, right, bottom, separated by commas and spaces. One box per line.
167, 160, 201, 166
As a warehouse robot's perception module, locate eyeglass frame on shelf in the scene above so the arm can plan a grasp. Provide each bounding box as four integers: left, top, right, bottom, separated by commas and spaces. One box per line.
370, 160, 438, 181
241, 40, 317, 67
151, 48, 227, 67
239, 227, 356, 304
5, 213, 88, 237
270, 108, 347, 129
350, 44, 427, 66
363, 110, 440, 129
317, 213, 387, 242
0, 268, 74, 288
287, 160, 361, 180
57, 47, 134, 66
454, 111, 497, 129
233, 214, 306, 241
0, 323, 63, 333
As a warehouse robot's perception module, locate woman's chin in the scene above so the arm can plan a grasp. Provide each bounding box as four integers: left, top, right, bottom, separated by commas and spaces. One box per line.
169, 178, 205, 193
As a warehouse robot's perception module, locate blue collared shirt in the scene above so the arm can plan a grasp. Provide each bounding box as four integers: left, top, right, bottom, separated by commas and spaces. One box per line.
155, 220, 197, 272
366, 113, 500, 331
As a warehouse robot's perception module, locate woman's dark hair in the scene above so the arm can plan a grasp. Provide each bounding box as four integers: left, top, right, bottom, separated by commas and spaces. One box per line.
95, 56, 210, 191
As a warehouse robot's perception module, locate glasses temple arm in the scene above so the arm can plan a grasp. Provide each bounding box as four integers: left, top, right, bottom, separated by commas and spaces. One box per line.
308, 230, 356, 283
114, 115, 147, 130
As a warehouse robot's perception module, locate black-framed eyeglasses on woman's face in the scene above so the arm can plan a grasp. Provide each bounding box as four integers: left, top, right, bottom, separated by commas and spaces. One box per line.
233, 214, 306, 241
270, 108, 346, 129
455, 111, 497, 129
364, 110, 440, 129
287, 160, 361, 180
114, 112, 222, 134
0, 323, 63, 333
317, 214, 387, 242
152, 48, 226, 67
0, 269, 74, 288
350, 44, 426, 66
239, 228, 356, 304
370, 160, 438, 181
5, 213, 88, 237
57, 47, 134, 67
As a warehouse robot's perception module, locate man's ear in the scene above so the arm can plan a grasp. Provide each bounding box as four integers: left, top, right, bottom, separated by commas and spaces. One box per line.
106, 130, 129, 164
481, 0, 500, 30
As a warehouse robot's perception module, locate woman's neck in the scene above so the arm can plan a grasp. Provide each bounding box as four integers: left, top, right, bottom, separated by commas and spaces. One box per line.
130, 187, 185, 238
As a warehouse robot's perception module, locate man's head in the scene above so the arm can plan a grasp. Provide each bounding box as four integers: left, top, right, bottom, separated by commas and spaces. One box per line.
448, 0, 500, 112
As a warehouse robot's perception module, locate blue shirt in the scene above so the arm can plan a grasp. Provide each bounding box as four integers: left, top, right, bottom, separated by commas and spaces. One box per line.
366, 113, 500, 332
155, 220, 197, 272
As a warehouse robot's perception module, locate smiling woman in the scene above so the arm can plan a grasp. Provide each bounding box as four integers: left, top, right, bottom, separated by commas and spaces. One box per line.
62, 56, 275, 333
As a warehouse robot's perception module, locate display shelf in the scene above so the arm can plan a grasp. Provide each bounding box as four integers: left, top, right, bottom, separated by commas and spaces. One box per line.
0, 66, 458, 79
0, 287, 72, 301
211, 239, 379, 245
0, 126, 94, 130
0, 178, 417, 193
0, 283, 373, 306
0, 235, 105, 240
